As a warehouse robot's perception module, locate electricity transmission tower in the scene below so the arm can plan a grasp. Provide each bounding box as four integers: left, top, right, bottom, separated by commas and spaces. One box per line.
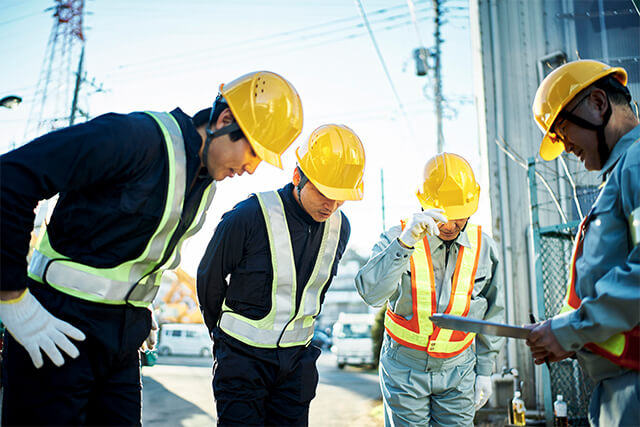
24, 0, 86, 141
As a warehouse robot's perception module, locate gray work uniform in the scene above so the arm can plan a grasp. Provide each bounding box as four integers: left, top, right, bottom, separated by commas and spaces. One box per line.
551, 124, 640, 427
355, 225, 505, 427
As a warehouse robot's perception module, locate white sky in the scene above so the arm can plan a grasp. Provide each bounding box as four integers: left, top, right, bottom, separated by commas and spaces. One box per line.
0, 0, 491, 276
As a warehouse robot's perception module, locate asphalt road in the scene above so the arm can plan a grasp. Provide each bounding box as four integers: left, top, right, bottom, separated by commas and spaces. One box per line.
142, 350, 383, 426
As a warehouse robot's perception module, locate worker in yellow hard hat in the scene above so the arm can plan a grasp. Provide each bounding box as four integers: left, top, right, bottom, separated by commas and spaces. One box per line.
355, 153, 505, 426
197, 124, 366, 426
527, 59, 639, 427
0, 70, 303, 425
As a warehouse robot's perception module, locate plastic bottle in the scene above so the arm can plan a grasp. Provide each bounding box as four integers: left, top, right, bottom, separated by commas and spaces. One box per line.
554, 394, 569, 427
511, 391, 526, 426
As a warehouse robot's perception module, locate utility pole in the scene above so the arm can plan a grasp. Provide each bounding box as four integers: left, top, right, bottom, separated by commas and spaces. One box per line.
432, 0, 444, 153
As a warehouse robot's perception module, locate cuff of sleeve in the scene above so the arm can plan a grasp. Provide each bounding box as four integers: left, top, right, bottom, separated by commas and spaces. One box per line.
551, 311, 584, 352
1, 267, 31, 292
391, 238, 414, 259
475, 359, 494, 376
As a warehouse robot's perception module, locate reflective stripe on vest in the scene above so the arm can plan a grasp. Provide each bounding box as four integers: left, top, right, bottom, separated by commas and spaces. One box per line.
384, 223, 482, 358
630, 206, 640, 247
560, 215, 640, 371
219, 190, 341, 348
27, 111, 214, 307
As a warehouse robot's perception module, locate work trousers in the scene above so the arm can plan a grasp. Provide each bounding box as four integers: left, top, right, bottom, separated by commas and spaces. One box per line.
2, 331, 142, 426
379, 334, 476, 427
1, 284, 149, 426
212, 329, 322, 427
588, 370, 640, 427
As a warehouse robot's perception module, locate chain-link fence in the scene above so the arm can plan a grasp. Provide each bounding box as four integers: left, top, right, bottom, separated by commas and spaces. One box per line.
528, 157, 601, 426
539, 229, 595, 426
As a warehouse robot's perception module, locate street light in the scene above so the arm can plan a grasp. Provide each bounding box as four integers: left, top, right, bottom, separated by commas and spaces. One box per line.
0, 95, 22, 109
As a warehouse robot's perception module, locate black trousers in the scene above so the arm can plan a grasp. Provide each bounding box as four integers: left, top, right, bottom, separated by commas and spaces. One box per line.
212, 330, 322, 427
1, 284, 149, 426
2, 331, 142, 426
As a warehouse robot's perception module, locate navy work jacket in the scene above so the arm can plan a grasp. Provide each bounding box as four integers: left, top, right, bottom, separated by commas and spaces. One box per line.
197, 183, 351, 338
0, 108, 211, 352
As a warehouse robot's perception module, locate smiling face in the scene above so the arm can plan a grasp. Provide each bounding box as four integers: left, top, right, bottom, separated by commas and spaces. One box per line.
437, 218, 469, 241
551, 89, 608, 171
292, 168, 344, 222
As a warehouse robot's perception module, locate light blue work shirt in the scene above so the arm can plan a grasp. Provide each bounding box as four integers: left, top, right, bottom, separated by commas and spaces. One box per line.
551, 123, 640, 383
354, 224, 505, 376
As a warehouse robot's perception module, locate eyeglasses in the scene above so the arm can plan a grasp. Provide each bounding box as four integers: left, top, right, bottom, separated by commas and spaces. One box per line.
548, 91, 592, 144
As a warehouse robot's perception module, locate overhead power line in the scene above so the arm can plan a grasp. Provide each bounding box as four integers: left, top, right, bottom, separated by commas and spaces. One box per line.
99, 4, 467, 79
354, 0, 415, 138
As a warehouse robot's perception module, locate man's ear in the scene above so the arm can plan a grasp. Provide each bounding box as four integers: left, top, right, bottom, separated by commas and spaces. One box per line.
292, 167, 301, 186
215, 107, 234, 130
589, 88, 609, 118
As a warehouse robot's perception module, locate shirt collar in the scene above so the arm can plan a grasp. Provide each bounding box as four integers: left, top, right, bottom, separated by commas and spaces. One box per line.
280, 182, 317, 225
170, 107, 212, 183
598, 123, 640, 179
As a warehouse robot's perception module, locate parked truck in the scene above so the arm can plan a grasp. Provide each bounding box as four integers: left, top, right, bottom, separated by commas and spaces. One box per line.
331, 313, 375, 369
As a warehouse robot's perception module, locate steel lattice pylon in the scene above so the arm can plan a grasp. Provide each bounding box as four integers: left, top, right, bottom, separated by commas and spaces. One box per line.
24, 0, 85, 141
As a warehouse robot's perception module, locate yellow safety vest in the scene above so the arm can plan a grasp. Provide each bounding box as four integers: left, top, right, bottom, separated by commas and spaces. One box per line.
27, 112, 216, 307
559, 215, 639, 371
385, 223, 482, 358
219, 190, 341, 348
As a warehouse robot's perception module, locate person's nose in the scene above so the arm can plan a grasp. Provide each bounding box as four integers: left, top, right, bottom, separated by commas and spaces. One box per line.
323, 198, 340, 211
440, 222, 457, 232
245, 159, 261, 175
563, 140, 574, 154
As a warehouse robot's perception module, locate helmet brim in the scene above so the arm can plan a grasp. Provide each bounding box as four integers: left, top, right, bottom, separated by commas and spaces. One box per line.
416, 190, 478, 220
311, 178, 364, 201
539, 132, 565, 161
252, 143, 283, 169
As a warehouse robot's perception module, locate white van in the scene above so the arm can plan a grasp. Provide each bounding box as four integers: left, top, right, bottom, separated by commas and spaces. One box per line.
331, 313, 375, 369
157, 323, 212, 357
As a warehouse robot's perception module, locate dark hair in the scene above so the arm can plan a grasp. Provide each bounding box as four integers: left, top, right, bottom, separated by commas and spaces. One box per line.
593, 75, 633, 107
192, 98, 246, 142
295, 165, 309, 194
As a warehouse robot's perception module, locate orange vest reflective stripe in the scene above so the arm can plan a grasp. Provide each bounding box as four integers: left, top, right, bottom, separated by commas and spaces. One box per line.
560, 216, 640, 371
384, 223, 482, 358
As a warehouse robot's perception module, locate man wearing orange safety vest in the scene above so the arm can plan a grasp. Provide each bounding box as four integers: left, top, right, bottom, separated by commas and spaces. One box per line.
526, 59, 639, 426
355, 153, 505, 426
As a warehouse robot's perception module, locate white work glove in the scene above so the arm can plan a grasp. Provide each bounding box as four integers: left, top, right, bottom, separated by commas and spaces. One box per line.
398, 209, 448, 247
474, 375, 493, 410
0, 289, 85, 368
141, 310, 159, 351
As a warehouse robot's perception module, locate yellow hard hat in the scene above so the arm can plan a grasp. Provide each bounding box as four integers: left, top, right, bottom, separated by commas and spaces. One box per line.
532, 59, 627, 161
295, 124, 365, 201
220, 71, 304, 169
416, 153, 480, 220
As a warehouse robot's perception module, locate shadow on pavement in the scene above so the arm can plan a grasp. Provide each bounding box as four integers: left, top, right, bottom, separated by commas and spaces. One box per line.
142, 375, 215, 426
316, 350, 382, 401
